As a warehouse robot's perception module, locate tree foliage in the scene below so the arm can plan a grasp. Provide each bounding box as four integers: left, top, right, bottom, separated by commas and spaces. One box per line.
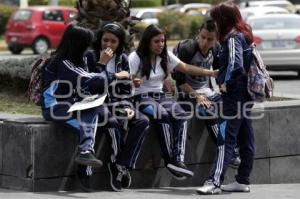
0, 3, 16, 35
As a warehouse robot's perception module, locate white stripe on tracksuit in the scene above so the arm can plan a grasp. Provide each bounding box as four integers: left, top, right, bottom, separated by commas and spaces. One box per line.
179, 121, 187, 162
129, 126, 149, 169
225, 37, 236, 82
108, 128, 118, 163
213, 145, 225, 186
85, 115, 98, 176
91, 115, 98, 149
162, 123, 172, 157
211, 124, 219, 138
63, 60, 107, 79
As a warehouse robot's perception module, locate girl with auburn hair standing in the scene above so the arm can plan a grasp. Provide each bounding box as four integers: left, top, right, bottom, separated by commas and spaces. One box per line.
196, 1, 255, 195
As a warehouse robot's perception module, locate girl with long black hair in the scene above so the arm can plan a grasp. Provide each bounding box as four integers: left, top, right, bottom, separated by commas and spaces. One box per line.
84, 22, 150, 191
129, 24, 218, 179
41, 24, 130, 191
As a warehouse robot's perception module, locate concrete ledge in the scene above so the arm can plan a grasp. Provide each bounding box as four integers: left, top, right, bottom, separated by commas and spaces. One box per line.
0, 100, 300, 191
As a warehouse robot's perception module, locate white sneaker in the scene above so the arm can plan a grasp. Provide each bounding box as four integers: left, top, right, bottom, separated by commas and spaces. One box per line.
221, 181, 250, 192
196, 180, 222, 195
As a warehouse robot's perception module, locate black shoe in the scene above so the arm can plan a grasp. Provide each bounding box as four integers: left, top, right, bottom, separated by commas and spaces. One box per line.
74, 151, 103, 168
77, 172, 93, 192
229, 156, 241, 169
121, 167, 132, 188
167, 161, 194, 178
166, 167, 187, 180
108, 162, 123, 192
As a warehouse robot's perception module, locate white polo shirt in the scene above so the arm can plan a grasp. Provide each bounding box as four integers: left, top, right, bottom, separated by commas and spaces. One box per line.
129, 50, 182, 96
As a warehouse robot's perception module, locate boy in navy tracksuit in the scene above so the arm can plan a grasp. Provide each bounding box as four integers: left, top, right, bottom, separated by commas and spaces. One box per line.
173, 19, 240, 169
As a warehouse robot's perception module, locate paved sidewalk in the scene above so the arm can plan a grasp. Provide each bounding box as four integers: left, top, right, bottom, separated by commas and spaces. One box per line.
0, 184, 299, 199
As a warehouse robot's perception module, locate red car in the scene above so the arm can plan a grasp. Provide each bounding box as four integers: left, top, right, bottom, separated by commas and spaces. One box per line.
5, 6, 77, 54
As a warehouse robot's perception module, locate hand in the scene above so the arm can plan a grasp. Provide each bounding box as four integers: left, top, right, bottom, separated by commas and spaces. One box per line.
132, 77, 143, 88
99, 48, 114, 65
115, 71, 130, 80
211, 69, 219, 78
220, 83, 227, 93
124, 108, 135, 120
196, 95, 211, 109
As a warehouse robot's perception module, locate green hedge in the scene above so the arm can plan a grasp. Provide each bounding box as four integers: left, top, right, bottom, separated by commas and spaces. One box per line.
167, 0, 222, 5
0, 4, 16, 36
59, 0, 77, 6
28, 0, 47, 5
158, 12, 204, 39
29, 0, 76, 6
0, 57, 38, 93
131, 0, 162, 7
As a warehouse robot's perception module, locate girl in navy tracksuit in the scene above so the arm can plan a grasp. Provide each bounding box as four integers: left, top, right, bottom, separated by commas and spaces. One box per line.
196, 2, 255, 195
41, 24, 131, 191
129, 24, 218, 179
84, 22, 149, 191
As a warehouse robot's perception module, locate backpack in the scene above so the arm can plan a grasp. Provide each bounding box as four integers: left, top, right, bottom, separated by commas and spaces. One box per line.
27, 56, 50, 106
247, 44, 274, 102
172, 39, 198, 63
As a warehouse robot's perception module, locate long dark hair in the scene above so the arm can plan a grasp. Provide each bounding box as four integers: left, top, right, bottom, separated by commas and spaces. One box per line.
210, 1, 253, 44
92, 22, 126, 58
52, 24, 93, 66
136, 24, 168, 80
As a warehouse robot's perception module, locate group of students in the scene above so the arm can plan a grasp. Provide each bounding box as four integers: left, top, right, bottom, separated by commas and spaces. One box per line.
41, 1, 255, 195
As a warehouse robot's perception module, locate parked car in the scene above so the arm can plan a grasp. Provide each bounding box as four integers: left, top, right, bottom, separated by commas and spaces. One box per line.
130, 8, 162, 25
165, 3, 182, 12
247, 14, 300, 74
5, 6, 77, 55
240, 6, 289, 20
240, 0, 297, 13
179, 3, 211, 16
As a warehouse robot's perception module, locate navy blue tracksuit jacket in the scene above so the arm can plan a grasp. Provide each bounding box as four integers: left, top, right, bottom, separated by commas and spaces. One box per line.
209, 31, 255, 186
84, 50, 149, 170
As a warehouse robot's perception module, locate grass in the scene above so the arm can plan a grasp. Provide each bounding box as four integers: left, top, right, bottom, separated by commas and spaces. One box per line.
0, 91, 40, 115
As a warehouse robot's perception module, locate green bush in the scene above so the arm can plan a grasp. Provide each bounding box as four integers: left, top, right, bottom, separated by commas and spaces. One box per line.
158, 12, 204, 40
132, 22, 149, 40
59, 0, 77, 6
188, 15, 205, 38
28, 0, 48, 5
29, 0, 76, 6
167, 0, 222, 5
0, 4, 16, 36
0, 57, 38, 92
131, 0, 162, 7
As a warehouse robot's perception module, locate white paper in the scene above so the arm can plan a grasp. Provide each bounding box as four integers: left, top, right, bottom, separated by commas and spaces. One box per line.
67, 94, 107, 112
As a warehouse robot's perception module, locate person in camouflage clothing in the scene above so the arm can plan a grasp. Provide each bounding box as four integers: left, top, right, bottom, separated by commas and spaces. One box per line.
76, 0, 138, 53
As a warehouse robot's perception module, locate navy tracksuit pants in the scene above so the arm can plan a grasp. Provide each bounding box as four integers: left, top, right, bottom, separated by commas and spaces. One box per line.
133, 93, 189, 163
208, 86, 255, 186
43, 104, 149, 176
178, 93, 222, 140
